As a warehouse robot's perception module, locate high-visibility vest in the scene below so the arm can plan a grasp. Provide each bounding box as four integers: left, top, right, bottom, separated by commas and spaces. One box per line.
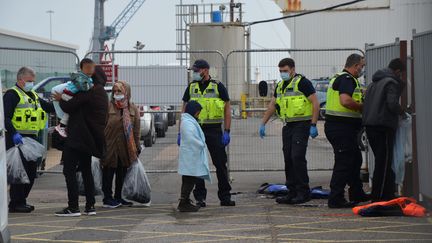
11, 86, 47, 135
353, 197, 427, 217
326, 72, 362, 118
275, 75, 312, 122
189, 81, 225, 124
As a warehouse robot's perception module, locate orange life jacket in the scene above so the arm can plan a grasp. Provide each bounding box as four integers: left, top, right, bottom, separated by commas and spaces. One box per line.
353, 197, 427, 217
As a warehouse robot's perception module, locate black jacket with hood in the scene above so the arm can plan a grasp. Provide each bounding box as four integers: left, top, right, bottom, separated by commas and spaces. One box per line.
59, 67, 108, 158
362, 68, 404, 130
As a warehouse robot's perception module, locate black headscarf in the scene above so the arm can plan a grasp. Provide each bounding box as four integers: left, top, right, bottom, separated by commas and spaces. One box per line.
185, 101, 202, 117
92, 65, 107, 87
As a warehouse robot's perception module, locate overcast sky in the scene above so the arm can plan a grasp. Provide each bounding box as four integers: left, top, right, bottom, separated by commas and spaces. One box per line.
0, 0, 291, 58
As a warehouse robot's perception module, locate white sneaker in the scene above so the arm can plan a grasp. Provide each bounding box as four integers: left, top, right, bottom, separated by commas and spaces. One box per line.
55, 124, 67, 138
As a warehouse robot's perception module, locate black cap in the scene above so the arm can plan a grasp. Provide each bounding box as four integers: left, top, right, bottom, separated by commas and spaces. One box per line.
191, 59, 210, 71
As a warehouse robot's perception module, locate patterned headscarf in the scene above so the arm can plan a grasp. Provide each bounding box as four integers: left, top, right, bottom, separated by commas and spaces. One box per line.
113, 80, 137, 163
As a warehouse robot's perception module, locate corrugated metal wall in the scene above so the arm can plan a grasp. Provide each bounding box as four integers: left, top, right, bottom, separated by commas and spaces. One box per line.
365, 41, 400, 85
413, 30, 432, 200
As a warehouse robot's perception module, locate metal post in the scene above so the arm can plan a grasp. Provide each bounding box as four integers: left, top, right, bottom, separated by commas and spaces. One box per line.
46, 10, 54, 40
229, 0, 234, 22
111, 42, 115, 84
246, 26, 251, 96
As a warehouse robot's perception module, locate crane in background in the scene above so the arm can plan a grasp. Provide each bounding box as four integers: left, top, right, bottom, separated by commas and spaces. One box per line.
90, 0, 146, 63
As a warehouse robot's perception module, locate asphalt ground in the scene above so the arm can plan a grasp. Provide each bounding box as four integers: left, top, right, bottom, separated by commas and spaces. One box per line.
7, 120, 432, 243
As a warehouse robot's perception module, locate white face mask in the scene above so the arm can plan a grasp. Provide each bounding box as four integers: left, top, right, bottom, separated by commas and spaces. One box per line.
113, 94, 125, 101
192, 72, 202, 81
23, 81, 34, 92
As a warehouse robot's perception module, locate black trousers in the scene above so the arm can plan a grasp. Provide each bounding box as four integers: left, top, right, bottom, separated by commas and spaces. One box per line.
193, 126, 232, 202
9, 150, 37, 208
282, 121, 311, 196
181, 176, 198, 200
366, 126, 396, 201
62, 146, 95, 208
102, 158, 128, 200
325, 121, 365, 204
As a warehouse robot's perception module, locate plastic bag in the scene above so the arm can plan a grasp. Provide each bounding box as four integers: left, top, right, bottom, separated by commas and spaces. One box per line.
6, 146, 30, 184
392, 114, 412, 185
122, 159, 151, 204
77, 157, 102, 196
20, 137, 46, 162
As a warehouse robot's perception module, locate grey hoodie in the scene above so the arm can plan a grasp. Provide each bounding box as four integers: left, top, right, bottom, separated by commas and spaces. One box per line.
362, 68, 404, 130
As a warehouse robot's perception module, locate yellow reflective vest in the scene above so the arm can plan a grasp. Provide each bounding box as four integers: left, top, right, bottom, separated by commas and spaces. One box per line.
189, 81, 225, 124
326, 72, 362, 118
275, 75, 313, 122
11, 86, 47, 135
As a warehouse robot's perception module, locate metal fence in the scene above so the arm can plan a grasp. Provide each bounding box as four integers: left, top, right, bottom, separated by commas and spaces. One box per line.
412, 30, 432, 202
83, 50, 225, 173
226, 48, 364, 172
84, 50, 225, 106
0, 47, 79, 89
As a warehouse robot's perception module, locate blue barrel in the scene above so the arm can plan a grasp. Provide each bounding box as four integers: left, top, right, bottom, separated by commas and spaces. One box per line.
211, 11, 222, 23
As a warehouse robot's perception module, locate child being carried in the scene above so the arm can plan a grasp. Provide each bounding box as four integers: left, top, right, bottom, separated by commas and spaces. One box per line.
52, 71, 93, 137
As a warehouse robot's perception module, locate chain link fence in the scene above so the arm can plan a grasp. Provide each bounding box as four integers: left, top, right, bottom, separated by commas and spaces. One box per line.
0, 47, 79, 89
226, 48, 364, 172
84, 50, 225, 173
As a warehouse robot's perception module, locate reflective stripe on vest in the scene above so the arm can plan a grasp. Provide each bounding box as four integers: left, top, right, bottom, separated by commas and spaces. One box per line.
326, 72, 362, 118
275, 75, 313, 123
11, 86, 47, 134
189, 81, 225, 124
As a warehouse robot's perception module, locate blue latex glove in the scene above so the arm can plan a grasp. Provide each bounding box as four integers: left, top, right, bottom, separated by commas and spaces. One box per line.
177, 133, 181, 146
310, 125, 318, 139
221, 131, 231, 146
13, 133, 23, 145
259, 124, 266, 139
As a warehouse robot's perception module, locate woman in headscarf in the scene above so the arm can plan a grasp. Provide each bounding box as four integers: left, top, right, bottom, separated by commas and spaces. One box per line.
101, 80, 141, 208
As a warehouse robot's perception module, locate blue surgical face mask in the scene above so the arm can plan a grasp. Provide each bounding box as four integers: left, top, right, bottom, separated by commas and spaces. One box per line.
280, 72, 291, 81
23, 81, 34, 92
192, 72, 202, 81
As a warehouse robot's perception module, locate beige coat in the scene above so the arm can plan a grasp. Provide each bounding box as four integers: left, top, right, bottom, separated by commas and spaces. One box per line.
102, 101, 140, 168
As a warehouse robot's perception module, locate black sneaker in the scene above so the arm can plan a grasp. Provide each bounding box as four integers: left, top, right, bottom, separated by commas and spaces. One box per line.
116, 198, 133, 207
103, 198, 122, 209
25, 204, 35, 212
178, 199, 200, 212
9, 205, 32, 213
84, 205, 96, 216
55, 207, 81, 217
196, 200, 206, 208
220, 200, 236, 207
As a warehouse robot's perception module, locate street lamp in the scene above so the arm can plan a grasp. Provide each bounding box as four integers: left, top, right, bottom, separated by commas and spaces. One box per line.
133, 41, 145, 66
46, 10, 54, 40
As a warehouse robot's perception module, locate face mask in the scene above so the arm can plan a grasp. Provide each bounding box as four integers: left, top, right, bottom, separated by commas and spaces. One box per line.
280, 72, 291, 81
192, 72, 202, 81
358, 68, 365, 78
23, 82, 34, 92
114, 94, 125, 101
